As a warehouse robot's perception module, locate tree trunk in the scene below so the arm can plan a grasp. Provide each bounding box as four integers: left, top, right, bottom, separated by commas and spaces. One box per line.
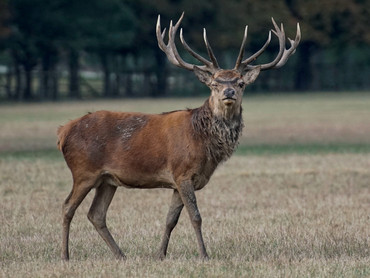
112, 55, 121, 97
40, 52, 50, 99
11, 51, 22, 100
294, 41, 316, 91
113, 72, 120, 97
100, 53, 111, 97
69, 48, 80, 98
124, 72, 133, 97
152, 50, 167, 97
5, 63, 12, 99
51, 65, 59, 101
23, 66, 33, 100
14, 65, 21, 100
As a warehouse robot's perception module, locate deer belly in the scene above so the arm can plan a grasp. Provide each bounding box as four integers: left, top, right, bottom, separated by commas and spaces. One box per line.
99, 169, 176, 189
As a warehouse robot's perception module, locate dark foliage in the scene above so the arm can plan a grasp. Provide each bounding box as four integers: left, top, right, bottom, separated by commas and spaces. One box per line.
0, 0, 369, 101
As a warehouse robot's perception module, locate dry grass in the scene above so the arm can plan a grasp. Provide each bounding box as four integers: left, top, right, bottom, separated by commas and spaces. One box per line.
242, 93, 370, 146
0, 154, 369, 277
1, 93, 370, 152
0, 94, 370, 277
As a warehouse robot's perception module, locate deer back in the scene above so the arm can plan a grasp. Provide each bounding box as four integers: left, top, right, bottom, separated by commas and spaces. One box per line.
57, 109, 215, 189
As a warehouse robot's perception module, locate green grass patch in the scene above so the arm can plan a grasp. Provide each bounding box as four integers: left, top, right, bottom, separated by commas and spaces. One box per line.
236, 143, 370, 156
1, 142, 370, 161
0, 149, 62, 161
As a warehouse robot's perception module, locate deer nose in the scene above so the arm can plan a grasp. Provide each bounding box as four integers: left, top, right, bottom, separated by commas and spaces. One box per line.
224, 88, 235, 98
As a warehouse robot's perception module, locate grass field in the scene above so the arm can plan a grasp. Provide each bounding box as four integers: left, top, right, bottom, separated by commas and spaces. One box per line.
1, 93, 369, 277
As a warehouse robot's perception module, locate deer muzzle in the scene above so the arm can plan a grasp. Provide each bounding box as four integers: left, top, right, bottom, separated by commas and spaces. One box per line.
222, 88, 236, 104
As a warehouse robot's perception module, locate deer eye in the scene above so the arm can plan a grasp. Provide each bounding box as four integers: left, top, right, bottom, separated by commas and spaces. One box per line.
238, 81, 245, 88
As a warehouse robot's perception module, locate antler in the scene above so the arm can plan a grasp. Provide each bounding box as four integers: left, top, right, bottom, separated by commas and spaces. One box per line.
235, 18, 301, 73
156, 12, 220, 74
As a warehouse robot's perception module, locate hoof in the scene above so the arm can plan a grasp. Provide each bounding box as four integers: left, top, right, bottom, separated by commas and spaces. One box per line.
156, 252, 166, 261
115, 252, 127, 261
201, 254, 210, 261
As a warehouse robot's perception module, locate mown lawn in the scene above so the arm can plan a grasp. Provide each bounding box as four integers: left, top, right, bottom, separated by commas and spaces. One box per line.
0, 93, 369, 277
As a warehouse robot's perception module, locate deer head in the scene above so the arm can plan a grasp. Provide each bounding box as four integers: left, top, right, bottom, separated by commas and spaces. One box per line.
156, 12, 301, 119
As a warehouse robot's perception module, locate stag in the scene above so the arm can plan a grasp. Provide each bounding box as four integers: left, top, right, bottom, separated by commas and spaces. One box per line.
58, 12, 300, 260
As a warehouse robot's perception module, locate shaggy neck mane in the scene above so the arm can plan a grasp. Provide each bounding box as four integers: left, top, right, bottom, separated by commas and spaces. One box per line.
191, 99, 244, 164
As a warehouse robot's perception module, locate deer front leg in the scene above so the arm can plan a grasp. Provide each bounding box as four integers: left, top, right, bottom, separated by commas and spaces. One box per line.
157, 189, 184, 260
177, 181, 209, 260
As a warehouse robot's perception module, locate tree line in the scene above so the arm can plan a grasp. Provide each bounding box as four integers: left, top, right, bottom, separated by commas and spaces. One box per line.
0, 0, 369, 101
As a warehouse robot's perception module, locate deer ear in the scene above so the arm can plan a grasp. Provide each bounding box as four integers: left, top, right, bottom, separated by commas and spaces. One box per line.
193, 66, 212, 85
242, 67, 261, 85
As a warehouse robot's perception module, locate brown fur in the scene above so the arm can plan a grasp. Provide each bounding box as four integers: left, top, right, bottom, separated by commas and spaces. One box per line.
58, 78, 246, 260
58, 69, 257, 261
58, 101, 240, 191
59, 12, 299, 260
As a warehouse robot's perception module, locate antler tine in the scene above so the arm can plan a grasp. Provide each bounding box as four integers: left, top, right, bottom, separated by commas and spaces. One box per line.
244, 18, 300, 72
202, 28, 220, 69
240, 31, 271, 68
179, 28, 213, 67
156, 13, 194, 71
274, 22, 301, 68
158, 14, 300, 74
257, 18, 286, 71
234, 25, 248, 70
156, 15, 167, 52
168, 17, 190, 68
156, 12, 219, 73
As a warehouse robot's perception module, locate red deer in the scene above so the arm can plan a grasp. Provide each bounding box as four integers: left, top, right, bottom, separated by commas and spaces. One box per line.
58, 12, 300, 260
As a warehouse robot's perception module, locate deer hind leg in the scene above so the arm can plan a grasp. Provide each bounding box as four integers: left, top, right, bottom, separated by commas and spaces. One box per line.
87, 183, 125, 260
62, 180, 93, 261
158, 189, 184, 260
178, 181, 209, 260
